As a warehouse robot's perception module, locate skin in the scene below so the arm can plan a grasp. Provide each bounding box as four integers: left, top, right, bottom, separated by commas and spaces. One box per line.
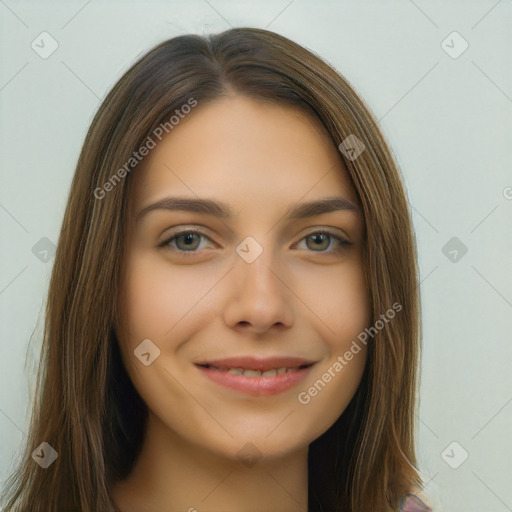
111, 95, 370, 512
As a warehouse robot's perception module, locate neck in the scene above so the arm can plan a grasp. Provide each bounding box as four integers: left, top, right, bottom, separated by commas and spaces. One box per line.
111, 413, 309, 512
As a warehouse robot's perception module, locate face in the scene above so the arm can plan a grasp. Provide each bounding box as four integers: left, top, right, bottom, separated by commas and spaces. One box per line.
116, 94, 370, 463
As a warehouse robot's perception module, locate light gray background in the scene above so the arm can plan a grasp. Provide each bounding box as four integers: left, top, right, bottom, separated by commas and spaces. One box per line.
1, 1, 511, 511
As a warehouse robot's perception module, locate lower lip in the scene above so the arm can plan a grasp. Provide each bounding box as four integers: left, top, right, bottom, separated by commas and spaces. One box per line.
196, 365, 314, 396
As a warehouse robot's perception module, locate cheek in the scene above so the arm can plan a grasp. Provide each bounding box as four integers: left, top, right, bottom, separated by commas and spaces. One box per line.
119, 253, 212, 343
291, 257, 370, 424
294, 254, 370, 344
115, 253, 216, 412
329, 272, 370, 352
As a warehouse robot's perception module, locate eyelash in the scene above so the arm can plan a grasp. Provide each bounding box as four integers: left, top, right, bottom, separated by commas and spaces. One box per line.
158, 228, 352, 256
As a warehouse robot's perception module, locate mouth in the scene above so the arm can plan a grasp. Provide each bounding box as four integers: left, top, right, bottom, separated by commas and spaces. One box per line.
196, 363, 313, 377
194, 356, 316, 396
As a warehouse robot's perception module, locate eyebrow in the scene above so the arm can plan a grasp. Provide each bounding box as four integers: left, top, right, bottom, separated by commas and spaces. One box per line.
136, 195, 359, 222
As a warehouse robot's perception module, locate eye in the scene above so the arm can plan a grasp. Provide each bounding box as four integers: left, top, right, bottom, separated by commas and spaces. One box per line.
158, 228, 352, 256
158, 229, 215, 254
293, 230, 352, 253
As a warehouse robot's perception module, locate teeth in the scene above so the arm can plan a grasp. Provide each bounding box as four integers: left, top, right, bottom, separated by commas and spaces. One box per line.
243, 369, 261, 378
215, 366, 302, 377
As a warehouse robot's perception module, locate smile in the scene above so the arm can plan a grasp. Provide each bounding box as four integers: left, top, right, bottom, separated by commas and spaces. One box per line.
194, 358, 316, 396
199, 364, 311, 377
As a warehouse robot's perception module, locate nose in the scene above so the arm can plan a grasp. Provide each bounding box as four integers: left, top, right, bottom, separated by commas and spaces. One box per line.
222, 247, 295, 335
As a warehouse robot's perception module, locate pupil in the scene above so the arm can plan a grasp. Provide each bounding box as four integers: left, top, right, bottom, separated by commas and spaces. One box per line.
180, 233, 198, 249
310, 233, 328, 250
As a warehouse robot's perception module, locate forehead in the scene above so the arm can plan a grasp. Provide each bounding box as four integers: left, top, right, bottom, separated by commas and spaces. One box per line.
130, 95, 358, 212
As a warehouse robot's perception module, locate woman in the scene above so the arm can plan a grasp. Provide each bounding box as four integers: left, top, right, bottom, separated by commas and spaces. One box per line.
1, 27, 431, 511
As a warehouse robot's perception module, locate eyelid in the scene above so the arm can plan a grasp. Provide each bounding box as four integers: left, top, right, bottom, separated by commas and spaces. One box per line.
291, 228, 352, 253
294, 227, 351, 245
157, 227, 217, 251
158, 225, 352, 255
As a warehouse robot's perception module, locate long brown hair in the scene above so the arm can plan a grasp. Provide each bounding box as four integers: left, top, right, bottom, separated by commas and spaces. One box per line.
1, 27, 423, 511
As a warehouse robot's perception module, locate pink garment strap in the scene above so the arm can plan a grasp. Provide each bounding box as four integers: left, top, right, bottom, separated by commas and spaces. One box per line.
398, 492, 432, 511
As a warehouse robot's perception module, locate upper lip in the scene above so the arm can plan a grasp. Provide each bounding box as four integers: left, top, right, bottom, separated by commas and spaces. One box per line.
195, 356, 317, 372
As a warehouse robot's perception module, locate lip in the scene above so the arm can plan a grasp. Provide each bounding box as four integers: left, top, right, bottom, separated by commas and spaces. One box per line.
194, 356, 316, 397
194, 356, 316, 372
